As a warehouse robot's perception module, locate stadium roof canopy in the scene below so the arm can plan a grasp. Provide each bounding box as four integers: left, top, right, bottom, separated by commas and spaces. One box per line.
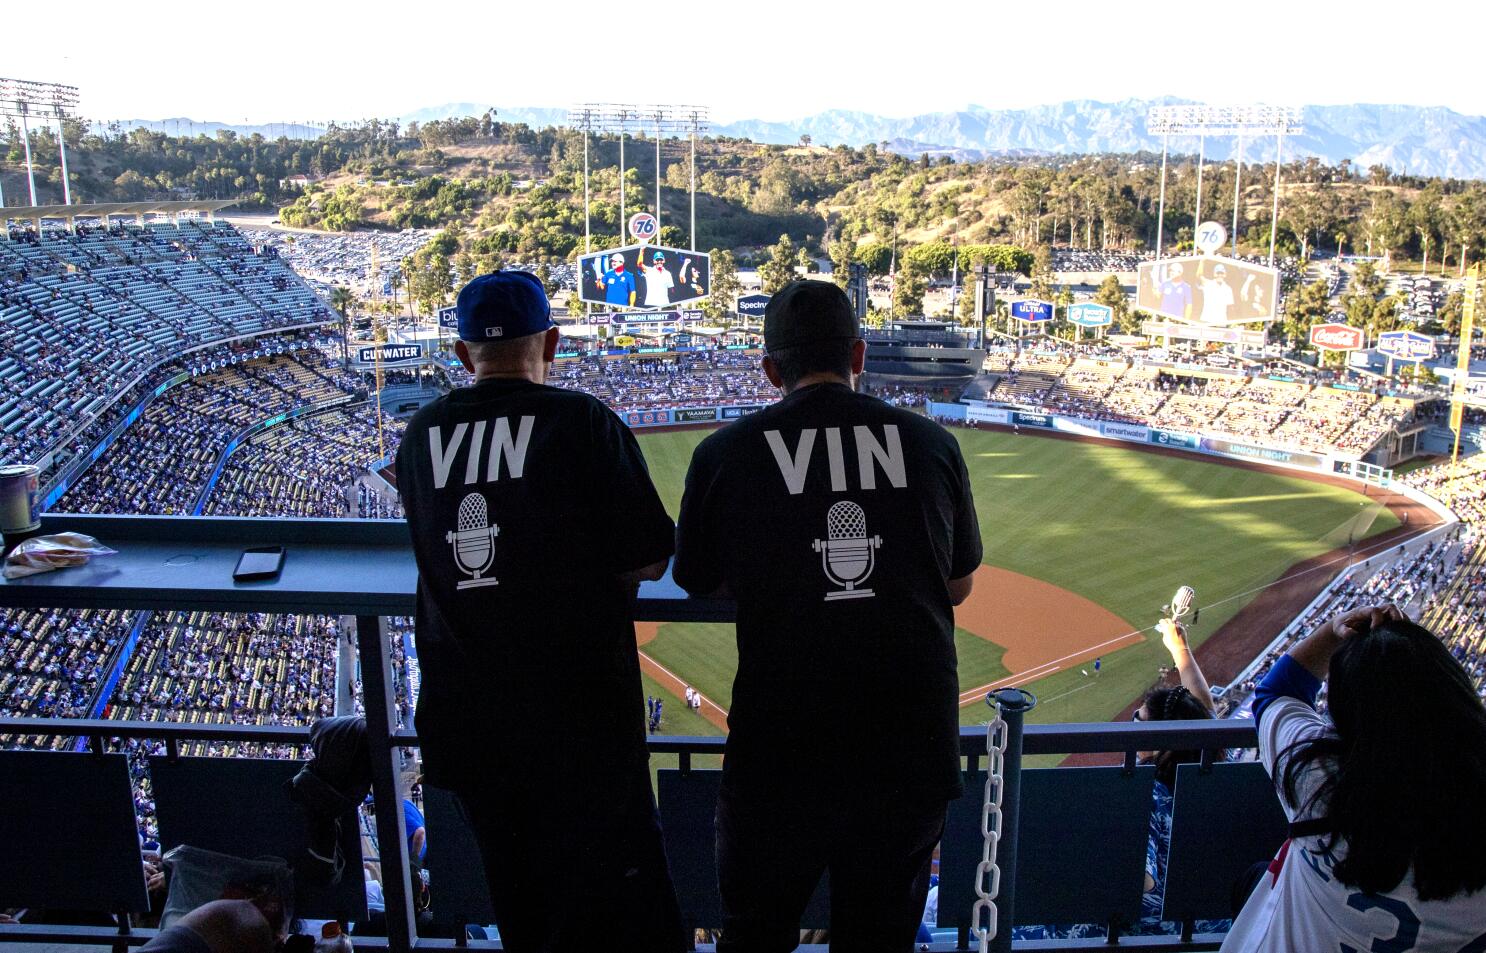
1, 200, 237, 223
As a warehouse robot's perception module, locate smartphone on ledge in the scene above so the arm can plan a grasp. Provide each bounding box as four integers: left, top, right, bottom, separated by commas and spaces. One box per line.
233, 546, 285, 582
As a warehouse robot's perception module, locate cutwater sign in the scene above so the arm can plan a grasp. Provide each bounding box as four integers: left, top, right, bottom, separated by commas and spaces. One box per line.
1377, 330, 1435, 361
737, 294, 771, 320
1067, 303, 1114, 327
437, 306, 458, 330
357, 343, 423, 364
1010, 300, 1054, 323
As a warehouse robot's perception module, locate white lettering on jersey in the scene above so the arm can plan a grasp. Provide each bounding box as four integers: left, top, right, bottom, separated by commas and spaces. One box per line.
855, 425, 907, 490
429, 422, 470, 490
463, 420, 487, 486
486, 415, 535, 482
824, 428, 848, 491
765, 428, 816, 495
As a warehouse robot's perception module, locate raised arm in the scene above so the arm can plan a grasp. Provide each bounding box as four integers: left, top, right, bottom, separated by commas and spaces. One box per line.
1158, 619, 1214, 714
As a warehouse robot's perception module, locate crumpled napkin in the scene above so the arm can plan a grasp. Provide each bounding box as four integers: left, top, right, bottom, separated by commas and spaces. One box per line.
4, 532, 118, 579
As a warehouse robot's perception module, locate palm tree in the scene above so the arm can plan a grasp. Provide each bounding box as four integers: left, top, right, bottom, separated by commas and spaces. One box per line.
329, 286, 356, 364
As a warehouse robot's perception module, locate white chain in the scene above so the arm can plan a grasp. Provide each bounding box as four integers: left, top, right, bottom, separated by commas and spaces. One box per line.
971, 700, 1008, 953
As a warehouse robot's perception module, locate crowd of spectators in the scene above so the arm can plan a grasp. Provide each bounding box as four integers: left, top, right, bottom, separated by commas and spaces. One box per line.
56, 350, 360, 515
0, 221, 332, 468
205, 407, 405, 519
975, 348, 1419, 454
1225, 452, 1486, 716
536, 349, 776, 410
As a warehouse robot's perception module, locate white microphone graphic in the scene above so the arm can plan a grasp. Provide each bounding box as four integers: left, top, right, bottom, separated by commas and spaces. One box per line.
813, 500, 882, 601
447, 492, 500, 590
1164, 585, 1195, 622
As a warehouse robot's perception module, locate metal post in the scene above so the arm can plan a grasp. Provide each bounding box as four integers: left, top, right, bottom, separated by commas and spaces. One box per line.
689, 121, 697, 251
582, 125, 590, 254
655, 112, 662, 232
56, 113, 72, 205
19, 109, 38, 206
356, 614, 415, 953
1269, 130, 1283, 268
1193, 134, 1205, 232
1155, 133, 1169, 258
1231, 134, 1244, 257
618, 118, 626, 235
988, 688, 1035, 953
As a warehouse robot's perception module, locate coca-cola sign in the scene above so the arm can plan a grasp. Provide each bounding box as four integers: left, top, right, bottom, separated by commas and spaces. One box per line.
1309, 323, 1364, 352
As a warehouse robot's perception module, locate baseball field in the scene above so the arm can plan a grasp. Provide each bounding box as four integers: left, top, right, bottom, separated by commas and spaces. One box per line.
631, 425, 1407, 735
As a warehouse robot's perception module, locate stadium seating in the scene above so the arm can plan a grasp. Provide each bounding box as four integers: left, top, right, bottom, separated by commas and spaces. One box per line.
0, 221, 332, 468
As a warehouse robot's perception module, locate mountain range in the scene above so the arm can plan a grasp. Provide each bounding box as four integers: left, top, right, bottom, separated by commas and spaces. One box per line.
103, 98, 1486, 179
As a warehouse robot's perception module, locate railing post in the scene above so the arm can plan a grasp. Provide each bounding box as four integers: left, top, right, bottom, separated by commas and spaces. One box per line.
989, 688, 1035, 953
357, 614, 415, 953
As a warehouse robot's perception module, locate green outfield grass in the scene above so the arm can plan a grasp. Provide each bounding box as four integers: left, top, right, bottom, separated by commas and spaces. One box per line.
635, 426, 1399, 726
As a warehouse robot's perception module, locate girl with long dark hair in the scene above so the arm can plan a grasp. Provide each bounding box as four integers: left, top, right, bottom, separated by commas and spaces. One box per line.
1222, 604, 1486, 951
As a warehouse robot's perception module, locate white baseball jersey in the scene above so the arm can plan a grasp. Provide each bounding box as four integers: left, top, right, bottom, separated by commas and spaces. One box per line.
1199, 278, 1235, 325
1220, 698, 1486, 952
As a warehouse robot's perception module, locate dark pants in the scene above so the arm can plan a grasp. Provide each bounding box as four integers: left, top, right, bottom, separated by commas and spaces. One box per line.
715, 784, 945, 953
453, 768, 686, 953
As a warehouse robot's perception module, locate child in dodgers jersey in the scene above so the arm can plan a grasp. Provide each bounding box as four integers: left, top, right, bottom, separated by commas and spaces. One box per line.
1222, 605, 1486, 952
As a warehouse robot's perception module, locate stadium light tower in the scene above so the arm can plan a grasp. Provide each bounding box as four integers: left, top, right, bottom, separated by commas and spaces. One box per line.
0, 77, 81, 207
570, 104, 709, 250
1146, 105, 1304, 265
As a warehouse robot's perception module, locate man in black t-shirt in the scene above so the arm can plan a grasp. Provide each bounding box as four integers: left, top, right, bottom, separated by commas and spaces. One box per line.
674, 280, 982, 952
395, 271, 684, 952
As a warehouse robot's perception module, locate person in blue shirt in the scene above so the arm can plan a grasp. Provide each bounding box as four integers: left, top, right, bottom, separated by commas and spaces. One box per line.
402, 798, 426, 866
596, 250, 636, 308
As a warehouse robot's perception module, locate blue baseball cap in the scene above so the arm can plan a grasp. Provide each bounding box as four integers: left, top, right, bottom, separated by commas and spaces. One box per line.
455, 271, 553, 342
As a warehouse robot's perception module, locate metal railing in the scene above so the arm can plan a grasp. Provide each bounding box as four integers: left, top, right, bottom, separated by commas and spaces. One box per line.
0, 514, 1261, 952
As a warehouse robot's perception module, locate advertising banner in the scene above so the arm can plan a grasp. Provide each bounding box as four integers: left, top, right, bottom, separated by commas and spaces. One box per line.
673, 408, 720, 423
967, 406, 1010, 425
437, 306, 458, 330
1051, 416, 1101, 437
1010, 300, 1054, 323
1011, 411, 1054, 428
613, 335, 636, 347
1100, 422, 1151, 442
1067, 303, 1114, 327
1150, 429, 1200, 450
578, 245, 711, 308
1137, 255, 1279, 325
721, 404, 765, 420
1141, 321, 1267, 347
1377, 330, 1435, 361
737, 294, 771, 320
1201, 437, 1327, 469
1309, 323, 1365, 352
625, 409, 672, 427
355, 343, 423, 365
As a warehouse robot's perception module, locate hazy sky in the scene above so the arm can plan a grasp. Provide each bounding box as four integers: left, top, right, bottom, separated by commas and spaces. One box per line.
11, 0, 1482, 124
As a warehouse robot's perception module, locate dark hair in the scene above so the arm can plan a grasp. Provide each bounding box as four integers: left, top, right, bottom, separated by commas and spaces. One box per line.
1280, 618, 1486, 901
767, 337, 856, 390
1141, 685, 1217, 788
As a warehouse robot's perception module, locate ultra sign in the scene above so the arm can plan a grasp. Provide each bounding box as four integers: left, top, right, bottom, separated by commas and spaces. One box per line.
1010, 300, 1054, 322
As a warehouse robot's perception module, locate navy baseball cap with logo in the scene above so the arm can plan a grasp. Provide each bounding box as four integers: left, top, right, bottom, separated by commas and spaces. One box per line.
455, 271, 554, 342
763, 279, 859, 353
